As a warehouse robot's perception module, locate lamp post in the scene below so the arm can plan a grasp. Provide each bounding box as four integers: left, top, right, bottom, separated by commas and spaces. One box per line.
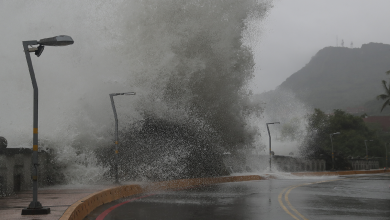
266, 122, 280, 172
330, 132, 340, 171
21, 35, 74, 215
109, 92, 136, 183
364, 140, 373, 170
385, 143, 389, 170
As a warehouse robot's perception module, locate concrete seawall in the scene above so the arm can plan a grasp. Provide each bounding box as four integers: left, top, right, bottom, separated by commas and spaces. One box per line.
292, 169, 389, 176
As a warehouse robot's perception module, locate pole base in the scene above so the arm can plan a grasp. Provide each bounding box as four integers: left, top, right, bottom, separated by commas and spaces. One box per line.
21, 207, 50, 215
22, 201, 50, 215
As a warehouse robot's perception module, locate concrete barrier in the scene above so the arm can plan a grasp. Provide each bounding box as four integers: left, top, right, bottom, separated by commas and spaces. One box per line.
60, 175, 263, 220
224, 155, 327, 173
145, 175, 264, 192
292, 169, 390, 176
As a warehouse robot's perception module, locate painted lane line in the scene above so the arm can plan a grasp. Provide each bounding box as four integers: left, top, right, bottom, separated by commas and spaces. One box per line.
278, 187, 301, 220
95, 194, 156, 220
279, 178, 344, 220
285, 184, 309, 220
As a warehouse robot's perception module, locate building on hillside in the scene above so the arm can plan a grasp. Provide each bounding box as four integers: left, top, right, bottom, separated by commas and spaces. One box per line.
362, 116, 390, 132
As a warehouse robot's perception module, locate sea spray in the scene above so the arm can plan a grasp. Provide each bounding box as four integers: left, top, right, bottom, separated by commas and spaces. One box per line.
0, 0, 272, 183
103, 0, 272, 180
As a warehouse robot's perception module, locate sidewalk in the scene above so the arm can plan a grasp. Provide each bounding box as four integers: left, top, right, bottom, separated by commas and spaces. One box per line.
0, 185, 115, 220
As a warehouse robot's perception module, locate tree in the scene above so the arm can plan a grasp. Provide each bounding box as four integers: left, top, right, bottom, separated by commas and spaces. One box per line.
300, 108, 329, 157
301, 109, 381, 170
377, 70, 390, 112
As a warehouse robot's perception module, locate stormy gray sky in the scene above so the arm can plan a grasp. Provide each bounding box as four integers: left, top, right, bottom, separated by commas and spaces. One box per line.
251, 0, 390, 94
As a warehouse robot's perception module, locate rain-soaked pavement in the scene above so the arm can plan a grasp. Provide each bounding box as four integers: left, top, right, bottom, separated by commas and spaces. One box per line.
0, 184, 117, 220
85, 173, 390, 220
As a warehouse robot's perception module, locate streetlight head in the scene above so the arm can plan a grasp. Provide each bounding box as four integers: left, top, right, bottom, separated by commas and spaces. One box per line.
333, 132, 340, 135
274, 122, 280, 124
110, 92, 136, 96
38, 35, 74, 46
123, 92, 136, 95
34, 45, 45, 57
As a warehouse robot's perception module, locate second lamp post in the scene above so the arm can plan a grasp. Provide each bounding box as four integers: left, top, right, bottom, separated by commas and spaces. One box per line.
110, 92, 136, 183
385, 143, 389, 170
266, 122, 280, 172
330, 132, 340, 171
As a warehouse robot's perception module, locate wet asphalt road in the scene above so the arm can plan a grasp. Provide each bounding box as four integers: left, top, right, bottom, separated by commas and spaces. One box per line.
85, 173, 390, 220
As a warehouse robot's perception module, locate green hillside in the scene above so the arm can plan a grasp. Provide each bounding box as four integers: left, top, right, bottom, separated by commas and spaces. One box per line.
278, 43, 390, 115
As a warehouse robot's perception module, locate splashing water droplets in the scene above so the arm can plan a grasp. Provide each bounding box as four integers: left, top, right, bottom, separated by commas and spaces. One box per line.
1, 0, 272, 183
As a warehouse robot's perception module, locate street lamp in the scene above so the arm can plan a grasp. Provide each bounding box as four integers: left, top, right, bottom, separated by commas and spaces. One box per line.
364, 140, 373, 170
266, 122, 280, 172
330, 132, 340, 171
385, 143, 389, 170
21, 35, 74, 215
110, 92, 136, 183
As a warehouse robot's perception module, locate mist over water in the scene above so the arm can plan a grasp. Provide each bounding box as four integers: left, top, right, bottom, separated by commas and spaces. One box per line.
0, 0, 272, 183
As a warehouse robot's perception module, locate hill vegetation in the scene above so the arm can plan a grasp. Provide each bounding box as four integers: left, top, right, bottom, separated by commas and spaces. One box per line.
301, 109, 386, 169
279, 43, 390, 115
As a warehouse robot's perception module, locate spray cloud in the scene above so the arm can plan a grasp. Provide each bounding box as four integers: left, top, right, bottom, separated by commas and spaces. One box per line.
0, 0, 272, 182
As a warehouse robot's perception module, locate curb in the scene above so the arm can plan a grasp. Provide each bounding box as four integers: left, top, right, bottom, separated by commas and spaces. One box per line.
59, 185, 143, 220
145, 175, 264, 192
59, 175, 263, 220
